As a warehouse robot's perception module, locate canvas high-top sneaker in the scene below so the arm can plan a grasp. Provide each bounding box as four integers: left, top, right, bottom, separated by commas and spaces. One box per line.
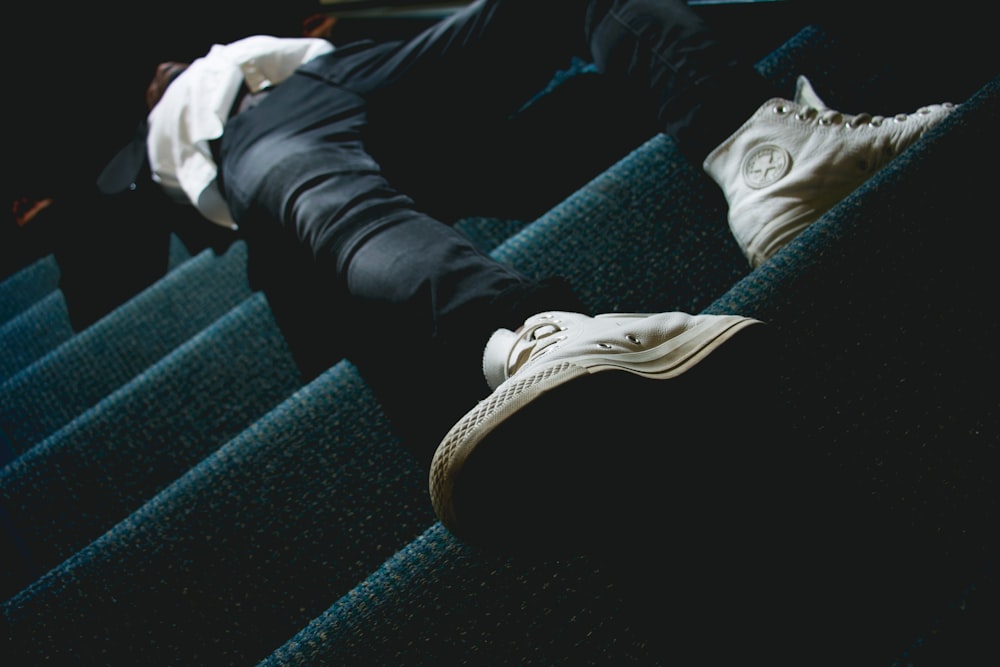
704, 76, 956, 268
429, 310, 771, 554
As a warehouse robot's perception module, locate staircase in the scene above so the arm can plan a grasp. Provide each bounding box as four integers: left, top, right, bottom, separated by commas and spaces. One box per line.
2, 19, 998, 666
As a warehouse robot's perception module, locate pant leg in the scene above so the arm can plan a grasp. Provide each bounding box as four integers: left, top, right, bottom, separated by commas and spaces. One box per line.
291, 0, 611, 222
321, 0, 596, 122
331, 0, 769, 130
218, 71, 553, 331
582, 0, 779, 163
316, 0, 775, 195
217, 70, 582, 459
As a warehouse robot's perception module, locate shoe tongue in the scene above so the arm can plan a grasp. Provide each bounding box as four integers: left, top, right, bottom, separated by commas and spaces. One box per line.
794, 75, 830, 111
482, 328, 517, 391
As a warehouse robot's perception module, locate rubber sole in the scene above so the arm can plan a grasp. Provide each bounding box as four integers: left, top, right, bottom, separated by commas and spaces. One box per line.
430, 321, 794, 557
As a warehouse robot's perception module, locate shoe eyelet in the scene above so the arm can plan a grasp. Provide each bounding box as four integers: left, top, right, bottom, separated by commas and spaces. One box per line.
597, 342, 613, 350
819, 112, 844, 126
773, 104, 791, 115
869, 118, 883, 127
795, 107, 817, 121
893, 113, 908, 122
625, 334, 640, 345
847, 112, 873, 129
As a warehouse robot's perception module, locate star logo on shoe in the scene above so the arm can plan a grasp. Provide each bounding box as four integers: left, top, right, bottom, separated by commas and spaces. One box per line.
742, 144, 791, 189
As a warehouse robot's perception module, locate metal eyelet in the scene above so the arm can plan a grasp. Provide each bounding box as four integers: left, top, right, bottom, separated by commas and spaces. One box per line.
773, 104, 791, 115
795, 107, 817, 121
893, 113, 908, 122
597, 342, 613, 350
847, 113, 872, 129
625, 334, 640, 345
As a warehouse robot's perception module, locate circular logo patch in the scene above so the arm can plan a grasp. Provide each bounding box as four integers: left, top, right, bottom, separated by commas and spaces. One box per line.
742, 144, 791, 189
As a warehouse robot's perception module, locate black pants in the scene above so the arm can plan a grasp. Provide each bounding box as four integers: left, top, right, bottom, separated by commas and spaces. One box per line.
217, 0, 775, 459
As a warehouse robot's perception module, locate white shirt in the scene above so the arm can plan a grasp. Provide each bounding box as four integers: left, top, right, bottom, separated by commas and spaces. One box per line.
146, 35, 335, 230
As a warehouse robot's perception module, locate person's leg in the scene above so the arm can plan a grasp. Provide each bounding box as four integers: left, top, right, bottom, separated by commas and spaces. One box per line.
343, 0, 771, 135
578, 0, 779, 164
334, 0, 597, 123
305, 0, 615, 222
218, 71, 583, 459
319, 0, 776, 220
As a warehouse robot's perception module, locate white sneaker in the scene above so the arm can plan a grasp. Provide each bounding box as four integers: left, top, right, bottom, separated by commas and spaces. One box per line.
704, 76, 956, 268
429, 310, 765, 552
